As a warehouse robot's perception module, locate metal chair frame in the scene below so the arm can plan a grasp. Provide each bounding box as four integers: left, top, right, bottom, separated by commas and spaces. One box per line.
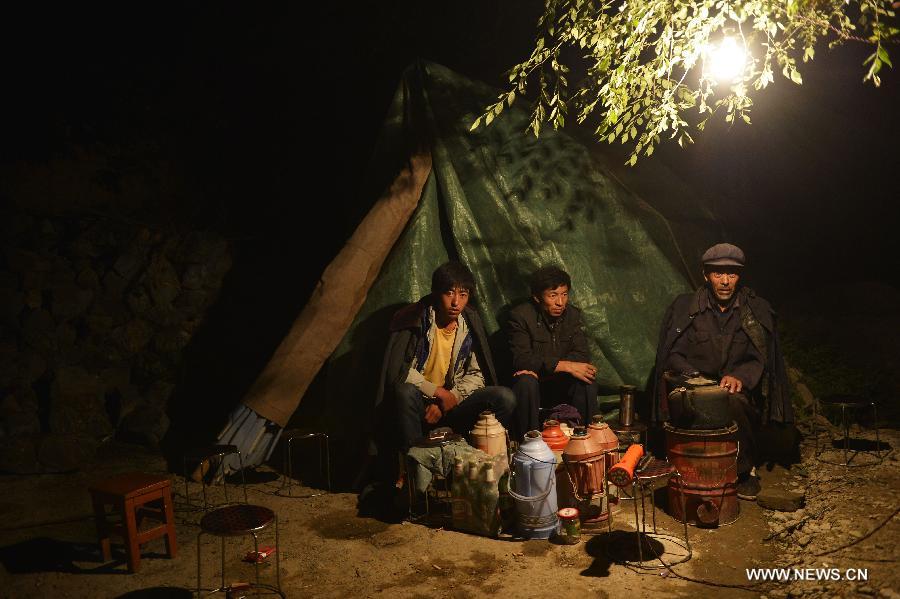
277, 431, 331, 498
814, 396, 884, 467
606, 458, 692, 569
183, 445, 248, 510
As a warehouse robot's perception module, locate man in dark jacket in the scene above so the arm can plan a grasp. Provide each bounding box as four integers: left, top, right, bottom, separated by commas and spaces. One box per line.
652, 243, 793, 500
507, 266, 599, 440
377, 261, 515, 451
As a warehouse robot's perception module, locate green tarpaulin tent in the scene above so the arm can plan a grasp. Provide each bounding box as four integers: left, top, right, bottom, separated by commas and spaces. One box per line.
320, 61, 720, 445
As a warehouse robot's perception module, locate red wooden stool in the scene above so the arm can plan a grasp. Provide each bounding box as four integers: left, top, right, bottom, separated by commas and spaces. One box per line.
89, 472, 178, 573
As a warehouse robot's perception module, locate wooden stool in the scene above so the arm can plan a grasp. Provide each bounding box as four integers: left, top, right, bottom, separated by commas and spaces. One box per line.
89, 472, 178, 573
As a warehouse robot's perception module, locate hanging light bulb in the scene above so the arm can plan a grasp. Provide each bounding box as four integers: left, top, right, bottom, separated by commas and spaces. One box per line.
704, 37, 748, 85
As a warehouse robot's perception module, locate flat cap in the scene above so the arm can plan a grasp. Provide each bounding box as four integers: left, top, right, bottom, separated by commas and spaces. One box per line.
702, 243, 745, 267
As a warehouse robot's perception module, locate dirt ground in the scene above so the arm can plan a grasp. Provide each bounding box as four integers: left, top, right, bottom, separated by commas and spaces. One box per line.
0, 422, 897, 599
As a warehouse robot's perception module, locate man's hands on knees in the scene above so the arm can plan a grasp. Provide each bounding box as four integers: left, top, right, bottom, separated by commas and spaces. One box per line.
556, 360, 597, 384
434, 387, 459, 414
720, 375, 743, 394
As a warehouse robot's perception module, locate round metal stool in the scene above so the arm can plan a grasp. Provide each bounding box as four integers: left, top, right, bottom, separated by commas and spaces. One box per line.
183, 444, 249, 510
607, 457, 692, 569
197, 504, 283, 597
814, 394, 884, 467
277, 430, 331, 498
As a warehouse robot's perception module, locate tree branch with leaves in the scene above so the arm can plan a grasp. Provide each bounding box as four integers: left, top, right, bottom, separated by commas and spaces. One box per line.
472, 0, 897, 165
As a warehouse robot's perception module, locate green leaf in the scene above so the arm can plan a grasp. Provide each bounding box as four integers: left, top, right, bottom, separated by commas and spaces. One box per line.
741, 114, 751, 124
790, 68, 803, 85
470, 117, 482, 132
878, 46, 893, 68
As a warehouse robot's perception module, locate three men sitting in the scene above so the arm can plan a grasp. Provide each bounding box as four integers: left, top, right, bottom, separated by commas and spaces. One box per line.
378, 248, 790, 502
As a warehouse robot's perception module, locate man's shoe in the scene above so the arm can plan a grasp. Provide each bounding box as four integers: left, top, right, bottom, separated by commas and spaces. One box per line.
736, 473, 761, 501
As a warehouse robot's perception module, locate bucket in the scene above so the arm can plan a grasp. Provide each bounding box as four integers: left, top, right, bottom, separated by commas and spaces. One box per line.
664, 422, 740, 526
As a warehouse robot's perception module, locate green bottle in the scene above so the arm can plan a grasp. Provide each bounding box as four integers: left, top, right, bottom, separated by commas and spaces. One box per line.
481, 462, 501, 537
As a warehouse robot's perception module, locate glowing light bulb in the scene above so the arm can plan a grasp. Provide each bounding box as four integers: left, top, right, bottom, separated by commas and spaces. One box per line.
705, 37, 747, 84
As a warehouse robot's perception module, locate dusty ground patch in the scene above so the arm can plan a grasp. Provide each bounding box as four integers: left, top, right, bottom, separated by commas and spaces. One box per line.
0, 426, 897, 598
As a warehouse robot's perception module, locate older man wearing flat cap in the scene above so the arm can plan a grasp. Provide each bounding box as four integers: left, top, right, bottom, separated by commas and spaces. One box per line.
651, 243, 793, 500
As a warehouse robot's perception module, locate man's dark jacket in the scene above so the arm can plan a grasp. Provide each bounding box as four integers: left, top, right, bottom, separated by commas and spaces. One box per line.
375, 297, 499, 411
507, 301, 590, 377
651, 286, 793, 425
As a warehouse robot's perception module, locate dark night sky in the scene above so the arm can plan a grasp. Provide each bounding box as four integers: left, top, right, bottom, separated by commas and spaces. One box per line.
1, 2, 898, 322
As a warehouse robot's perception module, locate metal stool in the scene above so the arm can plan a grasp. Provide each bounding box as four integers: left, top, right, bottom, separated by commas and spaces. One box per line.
197, 504, 283, 597
814, 394, 884, 467
608, 457, 691, 569
277, 430, 330, 498
183, 444, 248, 510
89, 472, 178, 573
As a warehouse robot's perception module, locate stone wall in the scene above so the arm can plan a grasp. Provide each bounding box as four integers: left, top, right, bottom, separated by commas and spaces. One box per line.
0, 213, 232, 472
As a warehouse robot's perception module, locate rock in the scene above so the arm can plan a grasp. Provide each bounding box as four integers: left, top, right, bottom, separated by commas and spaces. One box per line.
55, 321, 79, 364
6, 248, 51, 273
116, 319, 152, 354
37, 433, 99, 472
175, 290, 209, 318
796, 534, 812, 547
50, 283, 94, 321
0, 435, 41, 473
880, 588, 900, 598
0, 389, 41, 437
21, 308, 56, 355
791, 464, 809, 477
23, 288, 42, 309
153, 326, 191, 354
75, 265, 100, 290
147, 255, 180, 306
5, 408, 42, 438
102, 269, 129, 297
794, 382, 815, 411
759, 488, 806, 512
181, 263, 210, 290
117, 403, 170, 449
49, 366, 112, 438
70, 230, 101, 258
112, 237, 150, 282
84, 298, 128, 336
113, 383, 143, 422
0, 287, 25, 328
99, 366, 131, 394
144, 381, 174, 408
132, 352, 171, 385
125, 285, 153, 316
20, 350, 48, 384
